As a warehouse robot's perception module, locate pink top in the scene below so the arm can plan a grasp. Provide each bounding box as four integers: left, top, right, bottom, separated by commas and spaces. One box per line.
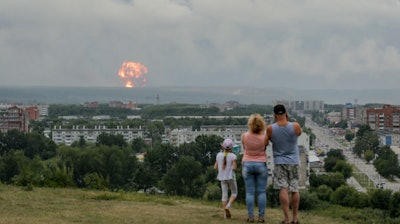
241, 132, 267, 163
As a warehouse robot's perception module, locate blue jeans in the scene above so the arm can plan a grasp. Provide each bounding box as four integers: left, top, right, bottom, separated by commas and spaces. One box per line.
242, 162, 268, 218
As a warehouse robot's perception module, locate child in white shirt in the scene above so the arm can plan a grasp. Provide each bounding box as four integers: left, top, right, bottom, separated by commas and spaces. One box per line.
214, 138, 238, 219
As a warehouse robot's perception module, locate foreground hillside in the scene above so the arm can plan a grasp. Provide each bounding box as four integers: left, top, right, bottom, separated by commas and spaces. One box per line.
0, 184, 380, 224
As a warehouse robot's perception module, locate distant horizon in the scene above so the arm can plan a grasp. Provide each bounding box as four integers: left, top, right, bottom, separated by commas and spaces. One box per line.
1, 84, 399, 91
0, 86, 399, 106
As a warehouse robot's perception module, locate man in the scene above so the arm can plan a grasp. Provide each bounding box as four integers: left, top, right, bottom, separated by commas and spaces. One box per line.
266, 104, 302, 224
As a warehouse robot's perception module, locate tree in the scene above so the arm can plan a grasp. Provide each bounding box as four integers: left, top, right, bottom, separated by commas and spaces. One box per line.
356, 124, 372, 138
374, 146, 400, 179
344, 129, 355, 142
332, 185, 370, 208
316, 185, 333, 201
309, 172, 345, 191
364, 150, 374, 164
145, 121, 164, 148
354, 138, 369, 157
178, 134, 223, 171
334, 120, 348, 129
324, 149, 345, 172
0, 150, 27, 184
369, 188, 393, 210
144, 144, 179, 180
1, 130, 27, 153
389, 192, 400, 218
24, 132, 56, 160
333, 160, 353, 179
71, 136, 86, 148
131, 163, 158, 190
161, 156, 205, 197
131, 137, 149, 153
96, 133, 127, 148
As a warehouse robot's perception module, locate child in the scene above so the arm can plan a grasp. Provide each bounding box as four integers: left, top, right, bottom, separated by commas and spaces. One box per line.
214, 138, 238, 219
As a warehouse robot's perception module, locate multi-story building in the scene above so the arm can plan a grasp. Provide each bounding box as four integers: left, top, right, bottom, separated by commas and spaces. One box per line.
24, 106, 40, 121
341, 103, 357, 122
51, 125, 144, 146
37, 104, 49, 118
273, 100, 324, 112
360, 104, 400, 131
168, 125, 247, 147
0, 105, 29, 133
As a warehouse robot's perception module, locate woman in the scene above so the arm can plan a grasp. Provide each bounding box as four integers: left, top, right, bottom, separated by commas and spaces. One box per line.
241, 113, 269, 223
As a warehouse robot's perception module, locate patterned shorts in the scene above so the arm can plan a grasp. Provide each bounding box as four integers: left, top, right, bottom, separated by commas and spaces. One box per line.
273, 164, 300, 192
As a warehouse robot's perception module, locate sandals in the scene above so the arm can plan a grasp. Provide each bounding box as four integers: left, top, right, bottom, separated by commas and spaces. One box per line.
224, 208, 231, 218
257, 217, 265, 223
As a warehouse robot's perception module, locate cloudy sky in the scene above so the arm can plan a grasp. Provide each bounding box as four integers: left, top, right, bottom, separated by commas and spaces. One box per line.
1, 0, 400, 90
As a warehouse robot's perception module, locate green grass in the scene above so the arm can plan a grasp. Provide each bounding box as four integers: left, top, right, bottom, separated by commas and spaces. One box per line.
0, 184, 394, 224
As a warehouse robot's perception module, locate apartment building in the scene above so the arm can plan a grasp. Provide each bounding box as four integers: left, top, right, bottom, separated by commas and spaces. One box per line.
273, 100, 324, 112
341, 103, 357, 121
52, 125, 144, 146
356, 104, 400, 132
0, 105, 29, 133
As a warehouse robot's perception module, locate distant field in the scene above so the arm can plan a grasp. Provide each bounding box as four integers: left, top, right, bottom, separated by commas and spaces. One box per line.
0, 184, 367, 224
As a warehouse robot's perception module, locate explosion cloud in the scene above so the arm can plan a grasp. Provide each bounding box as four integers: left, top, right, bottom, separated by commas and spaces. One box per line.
117, 61, 148, 88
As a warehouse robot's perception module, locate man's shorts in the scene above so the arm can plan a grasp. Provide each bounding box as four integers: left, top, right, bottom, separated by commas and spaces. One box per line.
273, 164, 300, 192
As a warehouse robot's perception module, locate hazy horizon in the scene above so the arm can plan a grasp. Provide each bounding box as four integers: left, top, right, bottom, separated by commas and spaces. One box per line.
1, 86, 399, 106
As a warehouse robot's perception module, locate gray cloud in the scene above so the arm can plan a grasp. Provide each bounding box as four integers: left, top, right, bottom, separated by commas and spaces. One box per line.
1, 0, 400, 89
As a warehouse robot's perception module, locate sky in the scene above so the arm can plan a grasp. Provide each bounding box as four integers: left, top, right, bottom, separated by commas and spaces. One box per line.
1, 0, 400, 90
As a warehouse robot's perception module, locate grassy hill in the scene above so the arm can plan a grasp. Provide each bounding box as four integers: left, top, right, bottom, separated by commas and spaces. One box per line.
0, 184, 383, 224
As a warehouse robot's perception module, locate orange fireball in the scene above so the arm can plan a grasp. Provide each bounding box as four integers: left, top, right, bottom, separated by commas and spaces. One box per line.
118, 61, 148, 88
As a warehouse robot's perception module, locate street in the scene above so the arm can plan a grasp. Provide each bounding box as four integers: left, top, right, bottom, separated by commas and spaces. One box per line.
305, 116, 400, 192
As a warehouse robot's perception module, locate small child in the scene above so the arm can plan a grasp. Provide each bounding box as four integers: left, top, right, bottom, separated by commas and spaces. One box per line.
214, 138, 238, 219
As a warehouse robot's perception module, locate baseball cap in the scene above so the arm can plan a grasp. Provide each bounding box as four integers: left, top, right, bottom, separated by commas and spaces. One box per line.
273, 104, 286, 115
222, 138, 234, 149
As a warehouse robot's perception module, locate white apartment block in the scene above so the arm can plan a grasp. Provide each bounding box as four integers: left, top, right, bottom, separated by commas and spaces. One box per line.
52, 125, 144, 146
273, 100, 324, 112
37, 104, 49, 117
167, 125, 248, 148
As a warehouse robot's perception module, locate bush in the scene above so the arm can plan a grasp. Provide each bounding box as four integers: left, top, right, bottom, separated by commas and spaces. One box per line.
369, 188, 393, 210
266, 184, 280, 208
310, 172, 345, 191
83, 173, 109, 190
331, 185, 359, 207
316, 184, 333, 201
203, 183, 221, 201
389, 192, 400, 218
349, 191, 370, 208
299, 190, 320, 210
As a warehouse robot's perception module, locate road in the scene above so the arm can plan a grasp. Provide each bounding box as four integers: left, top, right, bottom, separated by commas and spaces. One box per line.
305, 116, 400, 192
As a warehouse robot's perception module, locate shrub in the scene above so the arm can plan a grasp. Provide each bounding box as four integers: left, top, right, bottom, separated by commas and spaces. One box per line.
389, 192, 400, 218
83, 173, 109, 190
369, 188, 393, 210
316, 184, 333, 201
203, 183, 221, 201
331, 185, 359, 207
266, 184, 280, 208
299, 190, 320, 210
